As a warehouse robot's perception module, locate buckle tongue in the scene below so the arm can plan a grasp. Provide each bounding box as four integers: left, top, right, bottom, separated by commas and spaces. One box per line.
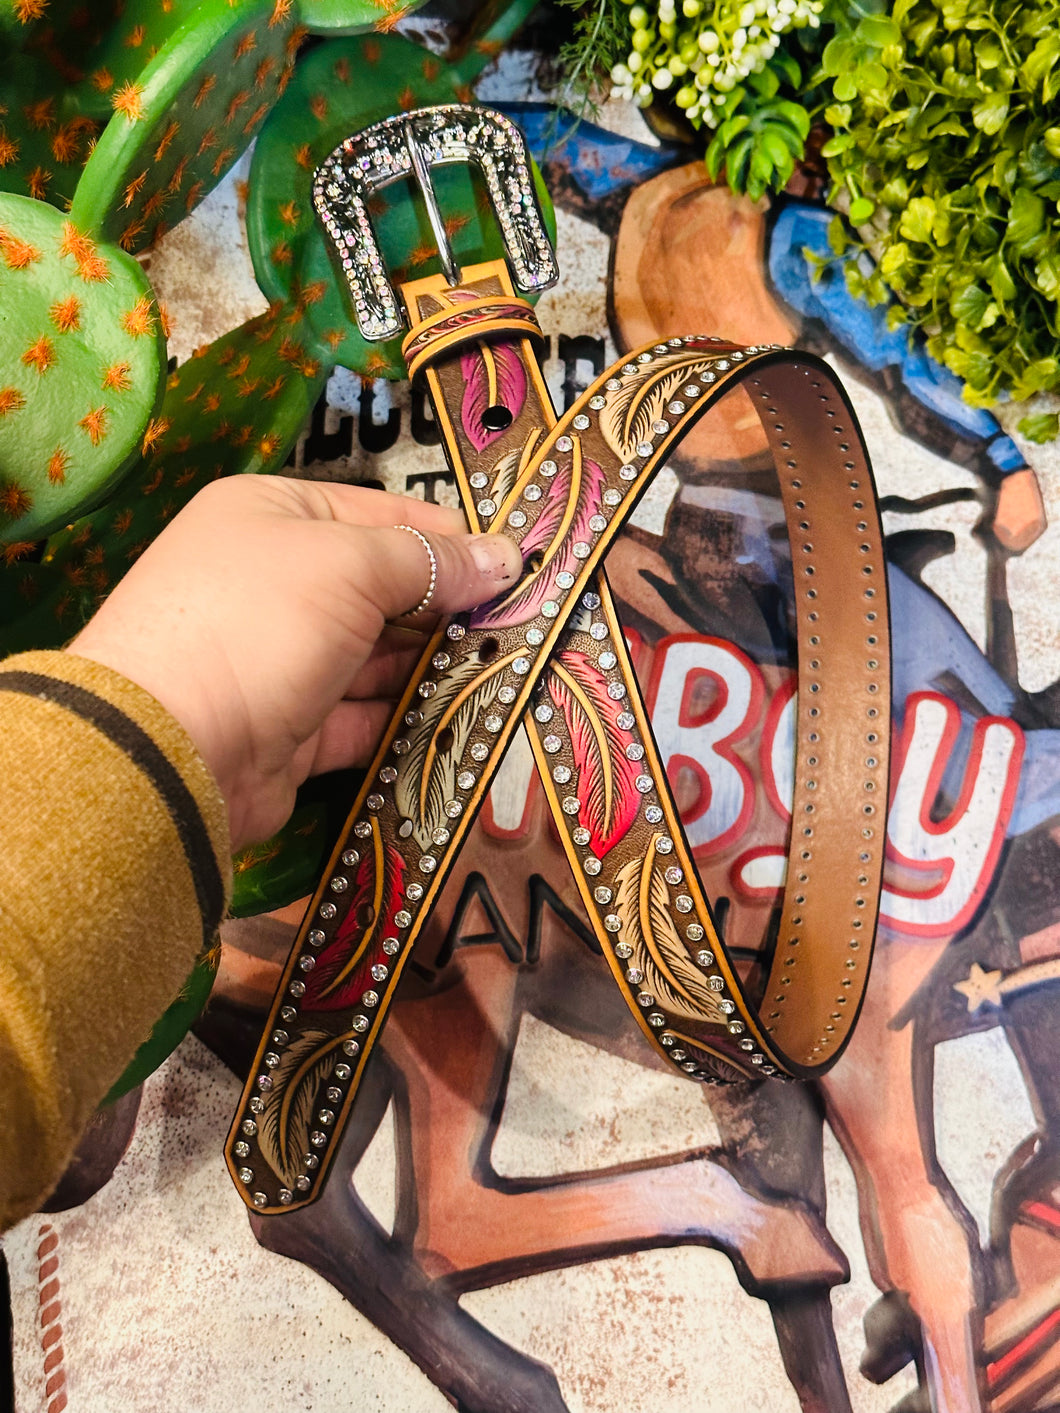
312, 104, 558, 343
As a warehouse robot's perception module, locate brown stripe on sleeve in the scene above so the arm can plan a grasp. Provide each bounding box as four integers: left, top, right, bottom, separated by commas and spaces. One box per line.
0, 670, 225, 941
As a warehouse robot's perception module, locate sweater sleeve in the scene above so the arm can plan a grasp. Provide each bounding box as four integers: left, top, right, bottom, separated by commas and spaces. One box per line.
0, 650, 231, 1230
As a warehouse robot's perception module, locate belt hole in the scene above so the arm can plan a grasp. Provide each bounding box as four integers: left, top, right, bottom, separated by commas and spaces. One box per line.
481, 405, 514, 432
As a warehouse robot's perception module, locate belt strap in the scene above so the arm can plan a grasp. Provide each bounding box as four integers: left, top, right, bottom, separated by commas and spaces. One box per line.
224, 253, 891, 1214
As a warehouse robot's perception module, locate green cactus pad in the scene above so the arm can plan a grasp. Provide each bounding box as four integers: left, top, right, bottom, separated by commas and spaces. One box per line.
0, 48, 106, 208
0, 192, 166, 543
0, 303, 328, 651
298, 0, 424, 33
246, 34, 556, 379
70, 0, 301, 254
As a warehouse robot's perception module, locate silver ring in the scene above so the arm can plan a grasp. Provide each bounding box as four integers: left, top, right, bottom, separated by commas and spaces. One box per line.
394, 524, 438, 616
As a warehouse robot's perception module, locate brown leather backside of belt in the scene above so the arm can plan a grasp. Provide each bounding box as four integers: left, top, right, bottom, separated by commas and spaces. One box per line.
224, 256, 891, 1213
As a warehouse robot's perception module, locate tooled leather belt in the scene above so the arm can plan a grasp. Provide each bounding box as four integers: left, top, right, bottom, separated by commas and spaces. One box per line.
225, 105, 891, 1213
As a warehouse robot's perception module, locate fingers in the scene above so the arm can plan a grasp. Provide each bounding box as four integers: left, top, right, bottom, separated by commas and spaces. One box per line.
307, 698, 396, 777
361, 522, 523, 622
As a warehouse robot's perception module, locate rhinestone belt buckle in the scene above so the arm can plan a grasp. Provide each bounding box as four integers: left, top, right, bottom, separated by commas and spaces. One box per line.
311, 103, 559, 343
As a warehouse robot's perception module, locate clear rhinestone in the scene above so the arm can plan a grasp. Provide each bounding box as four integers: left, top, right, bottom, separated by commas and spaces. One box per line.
572, 826, 591, 845
676, 894, 693, 912
278, 1189, 293, 1205
728, 1021, 745, 1036
615, 941, 633, 958
395, 909, 412, 927
341, 849, 360, 867
542, 601, 559, 618
288, 980, 305, 997
382, 937, 400, 956
354, 819, 372, 838
583, 856, 601, 875
431, 652, 451, 671
621, 363, 637, 375
572, 414, 590, 430
684, 384, 700, 397
352, 1015, 370, 1033
617, 711, 635, 730
330, 875, 348, 893
295, 1175, 311, 1192
562, 796, 581, 815
556, 571, 575, 589
335, 1064, 351, 1080
670, 1049, 687, 1063
241, 1119, 257, 1137
668, 400, 686, 415
649, 1013, 666, 1028
606, 378, 622, 390
655, 837, 674, 854
607, 682, 627, 700
498, 686, 517, 705
447, 622, 466, 640
308, 929, 326, 947
582, 592, 601, 610
645, 805, 663, 823
620, 464, 637, 480
239, 1168, 253, 1184
417, 683, 437, 700
543, 735, 561, 753
526, 626, 545, 646
524, 483, 543, 501
590, 623, 608, 641
513, 657, 531, 675
604, 914, 621, 932
310, 1131, 327, 1147
343, 1038, 361, 1056
318, 904, 336, 923
626, 967, 644, 983
298, 955, 316, 972
715, 359, 731, 371
234, 1141, 250, 1158
708, 976, 725, 993
470, 742, 489, 761
257, 1073, 273, 1091
469, 471, 488, 489
392, 738, 410, 755
484, 713, 503, 733
636, 441, 653, 458
589, 394, 606, 409
280, 1005, 297, 1021
370, 964, 389, 983
572, 541, 590, 559
535, 703, 553, 722
540, 459, 558, 475
444, 799, 463, 818
508, 509, 527, 528
457, 770, 475, 789
652, 420, 669, 436
477, 499, 496, 517
589, 514, 607, 533
553, 765, 572, 784
665, 866, 683, 884
249, 1096, 265, 1113
318, 1109, 334, 1125
419, 855, 437, 874
555, 436, 573, 452
603, 488, 622, 505
432, 826, 450, 846
625, 743, 644, 761
635, 775, 654, 793
406, 882, 424, 901
367, 792, 385, 809
720, 999, 735, 1015
362, 990, 379, 1008
687, 923, 705, 942
594, 886, 613, 904
637, 992, 655, 1008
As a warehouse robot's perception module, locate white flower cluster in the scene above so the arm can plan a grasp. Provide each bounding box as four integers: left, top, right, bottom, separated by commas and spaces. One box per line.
610, 0, 821, 123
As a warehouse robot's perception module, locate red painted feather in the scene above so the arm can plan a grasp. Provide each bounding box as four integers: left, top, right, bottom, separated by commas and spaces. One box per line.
301, 843, 405, 1013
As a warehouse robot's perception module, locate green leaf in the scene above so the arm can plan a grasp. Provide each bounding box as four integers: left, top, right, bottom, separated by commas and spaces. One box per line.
827, 214, 849, 256
858, 14, 901, 46
900, 196, 936, 243
1035, 253, 1060, 300
950, 283, 991, 327
821, 131, 856, 156
1017, 412, 1060, 443
833, 71, 857, 101
1007, 187, 1046, 252
1021, 32, 1060, 91
849, 195, 876, 223
972, 91, 1009, 134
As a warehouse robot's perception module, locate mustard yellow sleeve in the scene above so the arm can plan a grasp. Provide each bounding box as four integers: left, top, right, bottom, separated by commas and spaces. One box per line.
0, 650, 231, 1230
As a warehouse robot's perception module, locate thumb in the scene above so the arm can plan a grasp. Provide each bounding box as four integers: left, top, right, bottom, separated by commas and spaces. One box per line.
370, 525, 523, 621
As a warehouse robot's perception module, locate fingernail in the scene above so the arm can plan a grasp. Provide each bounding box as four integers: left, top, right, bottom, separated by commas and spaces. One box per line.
467, 533, 522, 583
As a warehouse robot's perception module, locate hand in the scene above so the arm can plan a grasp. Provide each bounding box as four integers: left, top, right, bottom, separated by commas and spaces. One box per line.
69, 475, 522, 850
992, 468, 1047, 553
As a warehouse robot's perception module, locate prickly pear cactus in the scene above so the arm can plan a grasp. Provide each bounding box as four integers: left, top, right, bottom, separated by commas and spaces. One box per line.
246, 33, 556, 378
70, 0, 302, 253
0, 48, 104, 208
0, 301, 329, 648
298, 0, 420, 32
0, 192, 166, 543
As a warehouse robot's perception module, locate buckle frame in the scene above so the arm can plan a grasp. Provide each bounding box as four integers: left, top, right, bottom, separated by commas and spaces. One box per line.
312, 104, 559, 343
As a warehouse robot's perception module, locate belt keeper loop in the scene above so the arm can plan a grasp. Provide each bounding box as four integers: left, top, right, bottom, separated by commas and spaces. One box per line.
402, 293, 545, 381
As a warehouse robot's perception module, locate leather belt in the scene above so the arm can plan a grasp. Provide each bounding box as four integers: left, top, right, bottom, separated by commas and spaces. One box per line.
224, 105, 891, 1214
